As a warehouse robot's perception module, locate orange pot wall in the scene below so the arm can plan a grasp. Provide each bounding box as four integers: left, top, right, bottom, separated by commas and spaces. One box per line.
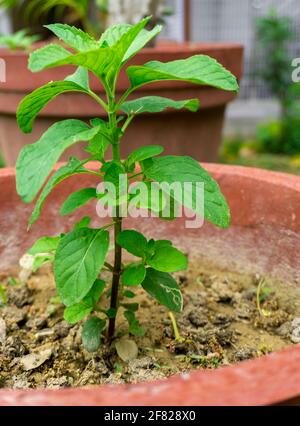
0, 163, 300, 405
0, 42, 244, 166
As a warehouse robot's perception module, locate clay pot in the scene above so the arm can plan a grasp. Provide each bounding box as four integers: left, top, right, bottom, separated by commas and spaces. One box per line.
0, 163, 300, 405
0, 41, 244, 166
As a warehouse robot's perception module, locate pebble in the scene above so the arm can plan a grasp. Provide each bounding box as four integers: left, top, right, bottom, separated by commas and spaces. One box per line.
188, 311, 208, 327
46, 376, 70, 389
291, 318, 300, 344
211, 281, 234, 303
0, 318, 6, 344
3, 336, 26, 358
26, 316, 47, 330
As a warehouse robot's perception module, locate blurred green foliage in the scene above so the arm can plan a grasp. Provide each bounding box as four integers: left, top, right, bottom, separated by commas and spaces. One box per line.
255, 9, 300, 155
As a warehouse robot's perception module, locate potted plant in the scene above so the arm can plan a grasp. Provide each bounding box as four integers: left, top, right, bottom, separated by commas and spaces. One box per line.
0, 1, 243, 166
0, 19, 300, 406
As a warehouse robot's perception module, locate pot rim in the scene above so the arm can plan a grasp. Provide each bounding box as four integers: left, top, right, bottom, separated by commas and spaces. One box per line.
0, 163, 299, 406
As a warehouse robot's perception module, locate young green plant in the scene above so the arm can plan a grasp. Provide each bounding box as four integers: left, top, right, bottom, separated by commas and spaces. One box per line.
16, 18, 239, 351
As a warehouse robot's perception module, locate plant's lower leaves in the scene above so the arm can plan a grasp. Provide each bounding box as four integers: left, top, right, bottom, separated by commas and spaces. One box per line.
54, 228, 109, 306
147, 246, 187, 273
117, 230, 148, 258
82, 317, 106, 352
122, 263, 146, 286
142, 268, 183, 313
28, 236, 60, 255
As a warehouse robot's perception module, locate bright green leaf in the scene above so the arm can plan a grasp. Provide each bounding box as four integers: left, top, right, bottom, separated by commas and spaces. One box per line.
122, 263, 146, 286
60, 188, 97, 216
117, 230, 148, 258
28, 236, 60, 255
127, 55, 239, 92
74, 216, 91, 229
147, 246, 187, 273
16, 120, 98, 203
29, 157, 87, 228
82, 316, 106, 352
54, 228, 109, 306
45, 24, 99, 52
29, 43, 116, 81
142, 268, 183, 313
143, 156, 230, 228
64, 279, 106, 324
121, 96, 199, 115
123, 26, 162, 62
17, 81, 90, 133
126, 145, 164, 168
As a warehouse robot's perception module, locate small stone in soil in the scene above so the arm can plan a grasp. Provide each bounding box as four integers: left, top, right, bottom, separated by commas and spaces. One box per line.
232, 347, 257, 362
46, 376, 70, 389
291, 317, 300, 343
25, 316, 47, 330
188, 311, 208, 327
7, 285, 32, 308
0, 318, 6, 344
20, 348, 52, 371
4, 336, 26, 358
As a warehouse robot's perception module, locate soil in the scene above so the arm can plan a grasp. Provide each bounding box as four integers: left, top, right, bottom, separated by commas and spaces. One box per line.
0, 263, 300, 390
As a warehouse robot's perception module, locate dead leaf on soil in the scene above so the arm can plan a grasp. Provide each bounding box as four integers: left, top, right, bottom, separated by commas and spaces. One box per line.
115, 339, 138, 362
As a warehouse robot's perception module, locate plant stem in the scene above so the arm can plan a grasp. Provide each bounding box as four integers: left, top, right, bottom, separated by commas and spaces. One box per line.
168, 312, 182, 341
107, 103, 123, 339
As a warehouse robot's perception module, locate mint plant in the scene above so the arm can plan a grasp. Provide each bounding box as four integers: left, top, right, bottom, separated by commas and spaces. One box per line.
16, 18, 238, 351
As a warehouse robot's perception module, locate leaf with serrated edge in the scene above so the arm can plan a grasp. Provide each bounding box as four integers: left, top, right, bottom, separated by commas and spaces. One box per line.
121, 96, 199, 115
143, 156, 230, 228
142, 268, 183, 313
127, 55, 239, 92
45, 24, 99, 52
17, 81, 90, 133
16, 120, 99, 203
54, 228, 109, 306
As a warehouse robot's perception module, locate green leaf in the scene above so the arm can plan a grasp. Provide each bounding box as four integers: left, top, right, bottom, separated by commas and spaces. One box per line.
123, 290, 136, 299
17, 81, 89, 133
143, 156, 230, 228
65, 66, 90, 90
124, 310, 145, 337
121, 96, 199, 115
82, 316, 106, 352
142, 268, 183, 313
99, 21, 161, 63
127, 55, 239, 92
54, 228, 110, 306
99, 23, 132, 47
28, 236, 60, 255
16, 120, 98, 203
85, 120, 111, 161
45, 24, 99, 52
123, 26, 162, 62
74, 216, 91, 229
64, 279, 106, 324
122, 263, 146, 286
29, 157, 87, 228
29, 43, 116, 82
64, 300, 93, 324
117, 230, 148, 258
147, 246, 187, 273
60, 188, 97, 216
126, 145, 164, 168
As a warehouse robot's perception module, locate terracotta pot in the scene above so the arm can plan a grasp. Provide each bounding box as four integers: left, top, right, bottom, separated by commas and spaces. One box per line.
0, 42, 244, 166
0, 163, 300, 406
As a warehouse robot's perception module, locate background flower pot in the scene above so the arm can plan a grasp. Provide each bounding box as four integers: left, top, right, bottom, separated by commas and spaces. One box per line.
0, 41, 244, 166
0, 163, 300, 405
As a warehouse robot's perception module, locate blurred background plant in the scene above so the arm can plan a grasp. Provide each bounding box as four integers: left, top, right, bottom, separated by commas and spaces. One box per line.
221, 6, 300, 174
0, 0, 171, 42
